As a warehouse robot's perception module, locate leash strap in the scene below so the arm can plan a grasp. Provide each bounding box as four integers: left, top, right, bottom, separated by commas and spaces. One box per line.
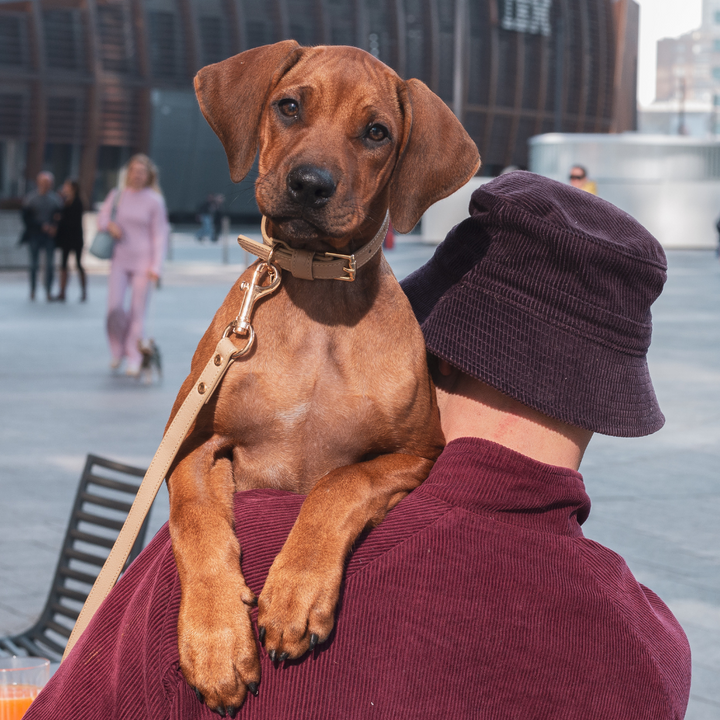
63, 337, 245, 660
62, 335, 240, 660
237, 212, 389, 281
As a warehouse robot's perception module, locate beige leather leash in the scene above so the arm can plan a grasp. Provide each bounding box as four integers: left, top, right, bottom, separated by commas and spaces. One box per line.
237, 212, 389, 282
63, 261, 282, 660
63, 214, 390, 661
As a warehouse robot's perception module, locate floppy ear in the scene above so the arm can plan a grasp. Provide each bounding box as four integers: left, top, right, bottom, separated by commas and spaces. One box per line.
194, 40, 302, 183
389, 79, 481, 233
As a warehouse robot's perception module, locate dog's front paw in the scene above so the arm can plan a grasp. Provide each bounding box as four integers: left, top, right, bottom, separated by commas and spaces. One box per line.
178, 580, 260, 716
257, 555, 342, 662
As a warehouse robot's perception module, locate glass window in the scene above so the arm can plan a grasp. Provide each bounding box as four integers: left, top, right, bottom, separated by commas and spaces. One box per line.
0, 94, 27, 138
243, 1, 275, 49
199, 16, 229, 66
148, 11, 179, 78
327, 0, 354, 45
98, 5, 135, 74
0, 13, 28, 67
43, 9, 84, 71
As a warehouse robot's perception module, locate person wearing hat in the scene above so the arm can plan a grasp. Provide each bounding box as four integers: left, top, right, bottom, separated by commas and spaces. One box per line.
26, 173, 691, 719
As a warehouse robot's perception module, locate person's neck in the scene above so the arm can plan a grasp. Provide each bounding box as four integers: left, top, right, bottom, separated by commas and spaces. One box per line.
435, 369, 592, 471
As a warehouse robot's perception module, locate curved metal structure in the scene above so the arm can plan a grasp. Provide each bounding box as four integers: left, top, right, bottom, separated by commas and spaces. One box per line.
0, 0, 631, 209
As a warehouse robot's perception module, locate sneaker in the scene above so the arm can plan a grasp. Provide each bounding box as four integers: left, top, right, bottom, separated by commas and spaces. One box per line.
125, 365, 141, 378
110, 358, 122, 371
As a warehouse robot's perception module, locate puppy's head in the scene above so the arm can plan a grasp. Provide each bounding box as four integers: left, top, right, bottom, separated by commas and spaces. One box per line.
195, 42, 480, 249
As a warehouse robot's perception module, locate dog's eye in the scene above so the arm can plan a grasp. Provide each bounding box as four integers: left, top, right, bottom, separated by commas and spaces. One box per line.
366, 124, 388, 142
278, 99, 300, 117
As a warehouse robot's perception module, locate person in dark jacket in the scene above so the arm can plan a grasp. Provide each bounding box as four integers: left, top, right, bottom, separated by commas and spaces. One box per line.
55, 179, 87, 302
22, 171, 63, 301
25, 172, 691, 720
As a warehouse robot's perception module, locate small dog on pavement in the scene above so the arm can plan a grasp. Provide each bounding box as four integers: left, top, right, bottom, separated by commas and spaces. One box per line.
137, 339, 162, 385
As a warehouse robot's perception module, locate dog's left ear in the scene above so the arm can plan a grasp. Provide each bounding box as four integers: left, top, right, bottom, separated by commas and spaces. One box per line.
389, 79, 481, 234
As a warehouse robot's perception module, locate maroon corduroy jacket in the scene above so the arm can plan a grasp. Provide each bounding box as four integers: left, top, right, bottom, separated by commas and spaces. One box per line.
27, 439, 691, 719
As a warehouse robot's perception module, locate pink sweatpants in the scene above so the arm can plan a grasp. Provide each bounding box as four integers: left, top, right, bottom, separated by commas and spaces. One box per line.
106, 263, 152, 368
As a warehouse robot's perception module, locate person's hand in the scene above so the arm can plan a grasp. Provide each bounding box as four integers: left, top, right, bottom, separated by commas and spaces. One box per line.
148, 271, 160, 283
42, 222, 56, 237
108, 221, 122, 240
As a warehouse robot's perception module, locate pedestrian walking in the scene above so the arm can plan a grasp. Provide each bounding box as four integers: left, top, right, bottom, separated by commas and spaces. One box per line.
97, 154, 169, 376
22, 171, 63, 301
55, 179, 87, 302
211, 194, 225, 243
195, 195, 215, 242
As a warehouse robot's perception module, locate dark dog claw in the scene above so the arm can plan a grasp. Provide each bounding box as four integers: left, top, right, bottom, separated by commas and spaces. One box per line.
268, 649, 277, 662
226, 706, 238, 718
192, 687, 204, 704
258, 626, 266, 645
278, 652, 289, 662
247, 681, 259, 697
212, 706, 226, 718
309, 633, 319, 650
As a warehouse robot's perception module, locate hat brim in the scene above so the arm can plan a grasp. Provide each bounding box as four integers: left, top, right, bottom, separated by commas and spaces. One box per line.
421, 279, 665, 438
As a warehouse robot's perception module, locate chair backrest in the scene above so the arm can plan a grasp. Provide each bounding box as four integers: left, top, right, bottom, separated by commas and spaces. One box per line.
0, 454, 150, 660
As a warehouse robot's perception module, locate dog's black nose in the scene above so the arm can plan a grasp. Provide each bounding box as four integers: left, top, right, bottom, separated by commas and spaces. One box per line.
286, 165, 336, 208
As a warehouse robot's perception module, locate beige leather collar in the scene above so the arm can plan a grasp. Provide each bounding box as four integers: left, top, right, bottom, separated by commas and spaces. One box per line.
236, 212, 390, 281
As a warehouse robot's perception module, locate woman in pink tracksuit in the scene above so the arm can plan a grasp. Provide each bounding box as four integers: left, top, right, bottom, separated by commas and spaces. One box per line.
97, 154, 168, 376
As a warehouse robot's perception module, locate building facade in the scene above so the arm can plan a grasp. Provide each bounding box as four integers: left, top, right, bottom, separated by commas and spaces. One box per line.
654, 0, 720, 110
0, 0, 636, 217
646, 0, 720, 138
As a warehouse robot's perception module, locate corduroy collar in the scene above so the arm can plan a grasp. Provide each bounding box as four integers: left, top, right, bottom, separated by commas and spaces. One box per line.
418, 437, 590, 537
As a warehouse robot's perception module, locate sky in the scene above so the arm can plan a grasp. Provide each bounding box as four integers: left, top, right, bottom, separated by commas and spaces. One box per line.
636, 0, 703, 105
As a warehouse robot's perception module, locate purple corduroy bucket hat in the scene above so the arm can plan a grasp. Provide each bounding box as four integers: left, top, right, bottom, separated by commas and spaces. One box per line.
400, 171, 667, 437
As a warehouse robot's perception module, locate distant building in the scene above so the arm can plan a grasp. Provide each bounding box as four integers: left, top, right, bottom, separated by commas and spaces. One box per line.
656, 31, 704, 105
0, 0, 637, 218
648, 0, 720, 137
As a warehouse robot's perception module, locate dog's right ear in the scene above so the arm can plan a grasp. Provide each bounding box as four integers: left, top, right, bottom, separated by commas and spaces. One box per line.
195, 40, 302, 183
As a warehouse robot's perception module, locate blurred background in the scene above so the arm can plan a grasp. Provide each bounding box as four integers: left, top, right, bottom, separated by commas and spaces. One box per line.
2, 0, 719, 249
0, 0, 655, 218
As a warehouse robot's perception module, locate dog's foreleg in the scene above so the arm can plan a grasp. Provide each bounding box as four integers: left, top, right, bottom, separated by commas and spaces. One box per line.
257, 452, 435, 661
169, 438, 260, 714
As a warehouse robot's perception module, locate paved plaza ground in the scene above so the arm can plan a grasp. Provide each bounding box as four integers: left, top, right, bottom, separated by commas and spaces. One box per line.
0, 230, 719, 718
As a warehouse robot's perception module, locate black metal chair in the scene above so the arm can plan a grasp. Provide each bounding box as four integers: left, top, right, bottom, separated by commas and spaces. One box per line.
0, 454, 150, 660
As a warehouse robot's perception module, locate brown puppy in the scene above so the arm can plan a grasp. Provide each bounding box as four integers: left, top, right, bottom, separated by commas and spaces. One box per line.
167, 40, 480, 714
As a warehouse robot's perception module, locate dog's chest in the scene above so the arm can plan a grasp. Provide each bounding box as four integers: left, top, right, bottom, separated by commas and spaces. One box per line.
213, 287, 423, 492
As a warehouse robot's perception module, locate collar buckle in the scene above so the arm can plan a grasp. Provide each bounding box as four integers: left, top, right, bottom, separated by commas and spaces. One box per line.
324, 252, 357, 282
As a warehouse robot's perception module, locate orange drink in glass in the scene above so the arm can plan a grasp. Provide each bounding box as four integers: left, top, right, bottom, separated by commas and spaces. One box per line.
0, 658, 50, 720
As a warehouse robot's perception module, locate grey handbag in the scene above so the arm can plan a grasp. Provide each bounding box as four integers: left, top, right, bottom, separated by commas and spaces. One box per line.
89, 190, 121, 259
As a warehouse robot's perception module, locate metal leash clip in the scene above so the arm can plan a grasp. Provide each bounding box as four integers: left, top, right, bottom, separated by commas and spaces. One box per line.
223, 259, 282, 359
